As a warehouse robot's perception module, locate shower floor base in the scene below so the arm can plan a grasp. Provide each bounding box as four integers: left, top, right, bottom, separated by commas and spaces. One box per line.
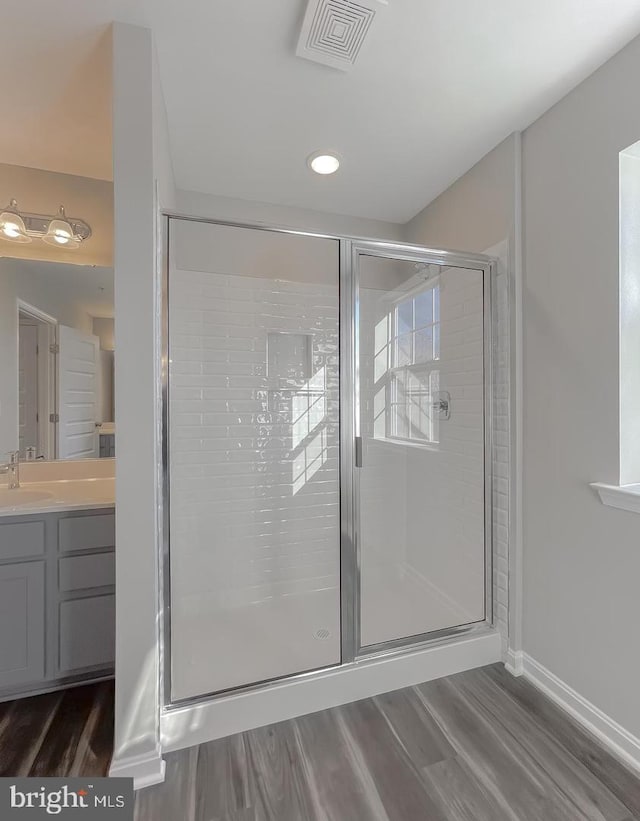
361, 562, 483, 648
171, 563, 483, 701
170, 587, 341, 700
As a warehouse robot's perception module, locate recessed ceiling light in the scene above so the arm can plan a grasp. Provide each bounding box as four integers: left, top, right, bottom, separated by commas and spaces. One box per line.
308, 152, 340, 175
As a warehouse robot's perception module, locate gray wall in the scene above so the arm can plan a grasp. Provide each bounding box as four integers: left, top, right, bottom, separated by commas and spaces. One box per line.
522, 33, 640, 736
409, 32, 640, 738
404, 134, 518, 252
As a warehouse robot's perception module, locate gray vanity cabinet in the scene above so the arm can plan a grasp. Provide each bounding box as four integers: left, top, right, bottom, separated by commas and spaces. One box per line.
0, 508, 115, 701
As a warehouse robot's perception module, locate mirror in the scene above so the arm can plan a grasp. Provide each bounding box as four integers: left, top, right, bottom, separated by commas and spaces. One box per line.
0, 163, 114, 461
1, 258, 114, 460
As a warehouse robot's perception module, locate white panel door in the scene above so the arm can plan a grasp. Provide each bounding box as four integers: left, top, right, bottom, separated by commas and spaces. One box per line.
57, 325, 100, 459
18, 323, 39, 457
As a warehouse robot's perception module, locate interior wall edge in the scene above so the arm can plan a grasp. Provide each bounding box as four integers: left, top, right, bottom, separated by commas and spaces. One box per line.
160, 630, 502, 754
112, 19, 175, 774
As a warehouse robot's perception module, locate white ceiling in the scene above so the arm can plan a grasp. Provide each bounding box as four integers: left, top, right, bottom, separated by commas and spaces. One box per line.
3, 1, 640, 222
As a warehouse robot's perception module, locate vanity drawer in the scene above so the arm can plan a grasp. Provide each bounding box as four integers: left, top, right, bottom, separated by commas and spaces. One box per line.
58, 514, 115, 554
59, 552, 115, 592
0, 521, 45, 561
58, 594, 115, 673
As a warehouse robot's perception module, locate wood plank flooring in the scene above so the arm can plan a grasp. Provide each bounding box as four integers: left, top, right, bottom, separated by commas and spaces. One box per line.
0, 680, 114, 777
136, 664, 640, 821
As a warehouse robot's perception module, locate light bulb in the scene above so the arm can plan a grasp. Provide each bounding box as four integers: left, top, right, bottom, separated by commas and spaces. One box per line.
52, 229, 71, 244
3, 221, 22, 238
0, 207, 31, 243
308, 152, 341, 175
43, 208, 80, 248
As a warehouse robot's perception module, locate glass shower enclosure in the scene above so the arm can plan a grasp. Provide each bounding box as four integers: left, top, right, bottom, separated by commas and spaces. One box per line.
164, 217, 493, 703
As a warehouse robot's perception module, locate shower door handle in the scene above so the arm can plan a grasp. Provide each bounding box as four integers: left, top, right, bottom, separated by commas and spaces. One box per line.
355, 436, 363, 468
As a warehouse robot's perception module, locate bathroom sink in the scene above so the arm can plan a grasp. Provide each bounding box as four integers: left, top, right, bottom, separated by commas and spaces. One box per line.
0, 488, 54, 507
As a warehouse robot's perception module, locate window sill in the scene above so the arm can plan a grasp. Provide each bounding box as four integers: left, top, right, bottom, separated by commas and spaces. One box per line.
590, 482, 640, 514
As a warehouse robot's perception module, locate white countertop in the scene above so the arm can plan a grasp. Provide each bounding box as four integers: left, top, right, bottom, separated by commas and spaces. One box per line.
0, 478, 115, 517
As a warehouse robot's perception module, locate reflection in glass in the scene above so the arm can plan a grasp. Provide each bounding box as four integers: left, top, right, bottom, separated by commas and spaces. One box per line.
397, 299, 413, 335
414, 327, 433, 364
414, 288, 433, 327
395, 333, 412, 367
358, 254, 485, 648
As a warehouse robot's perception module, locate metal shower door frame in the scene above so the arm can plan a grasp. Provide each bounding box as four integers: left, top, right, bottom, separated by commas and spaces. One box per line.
341, 240, 495, 664
161, 214, 496, 708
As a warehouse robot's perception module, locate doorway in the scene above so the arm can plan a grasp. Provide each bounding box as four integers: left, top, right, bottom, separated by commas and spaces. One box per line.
17, 302, 56, 461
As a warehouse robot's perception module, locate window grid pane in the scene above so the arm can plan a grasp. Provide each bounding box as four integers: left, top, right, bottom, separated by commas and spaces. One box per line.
387, 284, 442, 445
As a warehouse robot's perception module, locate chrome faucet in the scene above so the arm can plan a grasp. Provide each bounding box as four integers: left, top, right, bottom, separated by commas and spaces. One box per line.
0, 451, 20, 489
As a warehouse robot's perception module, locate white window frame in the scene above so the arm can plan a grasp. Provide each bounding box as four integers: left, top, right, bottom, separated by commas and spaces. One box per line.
386, 281, 441, 446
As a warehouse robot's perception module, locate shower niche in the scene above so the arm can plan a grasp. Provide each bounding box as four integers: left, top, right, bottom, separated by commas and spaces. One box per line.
267, 332, 313, 381
165, 217, 494, 703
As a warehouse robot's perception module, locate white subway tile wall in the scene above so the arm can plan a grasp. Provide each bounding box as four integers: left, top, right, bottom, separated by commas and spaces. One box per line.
492, 264, 510, 652
168, 226, 342, 699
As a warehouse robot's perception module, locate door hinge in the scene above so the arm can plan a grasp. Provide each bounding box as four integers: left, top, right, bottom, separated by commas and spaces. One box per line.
49, 413, 59, 423
49, 343, 59, 354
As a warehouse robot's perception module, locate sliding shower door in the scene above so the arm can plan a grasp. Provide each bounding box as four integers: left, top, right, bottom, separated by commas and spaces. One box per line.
354, 246, 489, 651
167, 219, 341, 700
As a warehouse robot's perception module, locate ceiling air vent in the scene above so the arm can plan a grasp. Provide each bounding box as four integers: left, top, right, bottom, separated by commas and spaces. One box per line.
296, 0, 388, 72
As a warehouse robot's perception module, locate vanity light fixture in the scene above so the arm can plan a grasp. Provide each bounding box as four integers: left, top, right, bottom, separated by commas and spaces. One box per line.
0, 199, 91, 248
308, 152, 341, 175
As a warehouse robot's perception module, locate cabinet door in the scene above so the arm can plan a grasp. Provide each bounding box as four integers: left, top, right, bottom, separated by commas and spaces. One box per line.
58, 594, 115, 673
0, 562, 45, 689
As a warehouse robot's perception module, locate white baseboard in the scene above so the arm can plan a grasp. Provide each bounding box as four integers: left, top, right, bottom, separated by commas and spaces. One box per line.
504, 647, 524, 676
109, 750, 166, 789
520, 654, 640, 775
162, 630, 502, 753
